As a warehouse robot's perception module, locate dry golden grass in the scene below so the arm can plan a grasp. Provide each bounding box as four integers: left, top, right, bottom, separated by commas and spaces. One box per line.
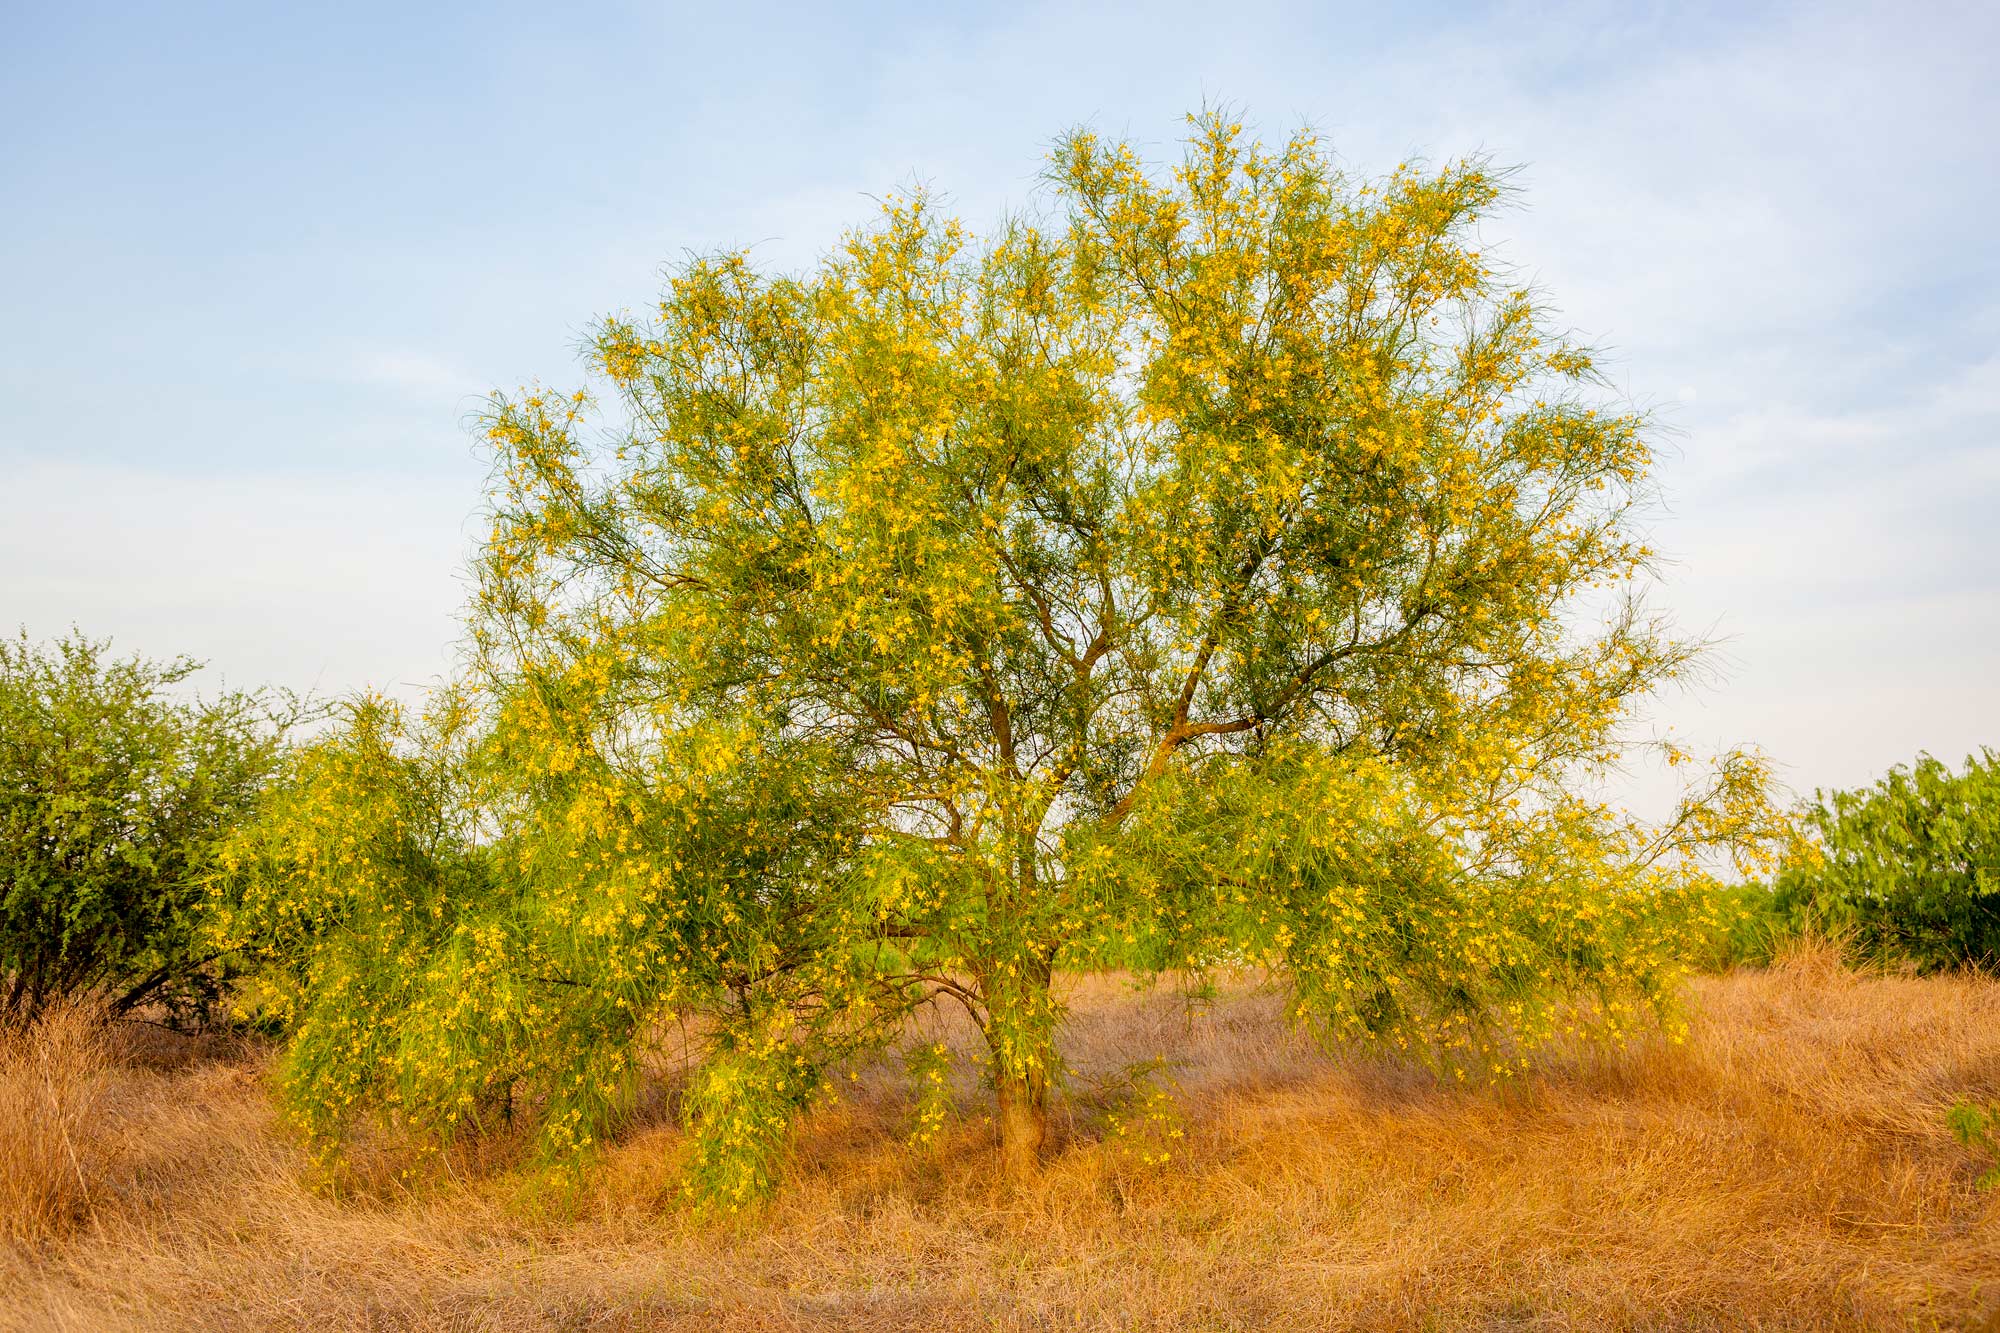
3, 946, 1997, 1331
0, 1000, 118, 1248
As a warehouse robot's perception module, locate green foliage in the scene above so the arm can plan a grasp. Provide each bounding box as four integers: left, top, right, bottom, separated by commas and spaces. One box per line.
208, 694, 524, 1152
1086, 744, 1768, 1067
0, 630, 284, 1026
1695, 880, 1798, 971
218, 110, 1784, 1204
903, 1040, 955, 1150
1946, 1100, 2000, 1191
1774, 750, 2000, 972
211, 691, 882, 1186
1101, 1058, 1185, 1170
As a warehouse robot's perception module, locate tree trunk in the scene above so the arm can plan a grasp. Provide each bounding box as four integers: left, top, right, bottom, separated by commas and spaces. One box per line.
985, 944, 1054, 1184
995, 1064, 1047, 1183
986, 835, 1054, 1184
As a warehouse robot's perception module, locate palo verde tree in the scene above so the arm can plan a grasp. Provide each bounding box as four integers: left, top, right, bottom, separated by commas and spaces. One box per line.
217, 112, 1779, 1200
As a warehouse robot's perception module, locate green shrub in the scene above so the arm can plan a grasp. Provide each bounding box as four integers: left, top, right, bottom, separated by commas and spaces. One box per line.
0, 631, 287, 1027
1697, 880, 1797, 970
1774, 750, 1999, 972
1946, 1101, 2000, 1190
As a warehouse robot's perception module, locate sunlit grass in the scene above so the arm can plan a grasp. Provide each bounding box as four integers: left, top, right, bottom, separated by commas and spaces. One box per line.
3, 948, 1996, 1331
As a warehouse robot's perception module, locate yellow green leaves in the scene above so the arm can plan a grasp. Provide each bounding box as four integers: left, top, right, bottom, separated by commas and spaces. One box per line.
229, 109, 1780, 1204
903, 1040, 954, 1151
1092, 742, 1767, 1073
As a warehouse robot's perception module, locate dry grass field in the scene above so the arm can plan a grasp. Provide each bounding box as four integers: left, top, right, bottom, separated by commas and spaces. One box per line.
3, 946, 1997, 1332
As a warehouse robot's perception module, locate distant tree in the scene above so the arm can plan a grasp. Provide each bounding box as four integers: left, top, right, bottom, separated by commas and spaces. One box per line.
215, 111, 1780, 1201
1775, 750, 2000, 971
0, 631, 286, 1027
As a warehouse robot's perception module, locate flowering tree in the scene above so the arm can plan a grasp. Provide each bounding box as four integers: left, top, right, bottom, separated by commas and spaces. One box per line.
218, 113, 1778, 1200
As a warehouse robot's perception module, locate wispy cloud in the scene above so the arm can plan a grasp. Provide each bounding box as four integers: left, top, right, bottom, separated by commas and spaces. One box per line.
2, 0, 1993, 807
339, 349, 490, 402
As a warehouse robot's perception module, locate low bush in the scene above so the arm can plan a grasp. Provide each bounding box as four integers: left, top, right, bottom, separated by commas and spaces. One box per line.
0, 631, 291, 1027
1947, 1100, 2000, 1190
1773, 749, 2000, 972
1698, 880, 1798, 970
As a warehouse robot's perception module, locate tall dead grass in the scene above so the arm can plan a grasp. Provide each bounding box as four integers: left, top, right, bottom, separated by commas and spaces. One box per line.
3, 946, 1997, 1331
0, 1000, 117, 1247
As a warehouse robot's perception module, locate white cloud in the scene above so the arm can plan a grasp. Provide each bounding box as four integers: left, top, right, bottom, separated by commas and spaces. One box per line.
341, 349, 489, 402
6, 0, 1994, 810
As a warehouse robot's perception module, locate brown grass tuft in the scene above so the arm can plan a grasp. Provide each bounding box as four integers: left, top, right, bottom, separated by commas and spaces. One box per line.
0, 1000, 120, 1248
2, 959, 1998, 1330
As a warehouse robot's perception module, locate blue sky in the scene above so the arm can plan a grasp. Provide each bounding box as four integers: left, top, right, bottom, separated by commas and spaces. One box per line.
3, 0, 1995, 809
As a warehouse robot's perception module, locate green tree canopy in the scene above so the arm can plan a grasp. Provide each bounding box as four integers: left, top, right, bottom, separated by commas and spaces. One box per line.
1, 631, 285, 1026
1775, 749, 2000, 971
217, 112, 1780, 1201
